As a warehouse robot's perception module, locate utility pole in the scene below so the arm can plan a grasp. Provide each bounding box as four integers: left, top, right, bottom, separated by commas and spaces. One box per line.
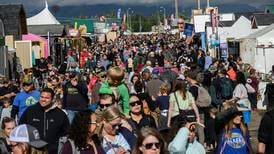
157, 11, 160, 25
129, 10, 134, 31
197, 0, 201, 9
207, 0, 210, 8
175, 0, 179, 19
126, 8, 131, 31
160, 6, 166, 23
139, 16, 142, 32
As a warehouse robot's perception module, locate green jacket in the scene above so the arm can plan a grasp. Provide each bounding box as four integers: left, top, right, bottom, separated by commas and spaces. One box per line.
99, 81, 130, 115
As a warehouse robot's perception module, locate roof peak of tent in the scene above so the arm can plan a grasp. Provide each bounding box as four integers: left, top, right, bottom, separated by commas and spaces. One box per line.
45, 1, 48, 9
27, 1, 60, 25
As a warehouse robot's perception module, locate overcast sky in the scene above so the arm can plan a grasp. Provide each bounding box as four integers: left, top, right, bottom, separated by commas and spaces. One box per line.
0, 0, 272, 11
1, 0, 271, 7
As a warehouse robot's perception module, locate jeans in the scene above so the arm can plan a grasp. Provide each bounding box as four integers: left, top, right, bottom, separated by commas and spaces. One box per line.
66, 110, 78, 124
88, 103, 98, 112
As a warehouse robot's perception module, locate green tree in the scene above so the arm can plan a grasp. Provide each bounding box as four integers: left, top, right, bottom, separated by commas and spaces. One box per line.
105, 10, 116, 18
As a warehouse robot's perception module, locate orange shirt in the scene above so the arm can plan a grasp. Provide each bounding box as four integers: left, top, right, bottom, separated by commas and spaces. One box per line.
227, 68, 236, 81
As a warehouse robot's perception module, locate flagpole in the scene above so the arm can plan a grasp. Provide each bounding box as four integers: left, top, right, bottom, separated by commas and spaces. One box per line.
197, 0, 201, 10
48, 31, 50, 57
175, 0, 178, 19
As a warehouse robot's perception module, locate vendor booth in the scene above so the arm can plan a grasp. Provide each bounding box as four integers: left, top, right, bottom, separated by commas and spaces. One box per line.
22, 33, 49, 66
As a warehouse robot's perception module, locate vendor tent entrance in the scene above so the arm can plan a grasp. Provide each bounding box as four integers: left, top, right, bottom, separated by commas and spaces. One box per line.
22, 33, 49, 58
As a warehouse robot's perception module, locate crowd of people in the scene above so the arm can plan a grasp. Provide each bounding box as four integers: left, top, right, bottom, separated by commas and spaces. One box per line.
0, 33, 273, 154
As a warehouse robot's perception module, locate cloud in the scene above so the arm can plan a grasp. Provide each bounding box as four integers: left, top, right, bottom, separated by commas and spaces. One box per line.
1, 0, 272, 8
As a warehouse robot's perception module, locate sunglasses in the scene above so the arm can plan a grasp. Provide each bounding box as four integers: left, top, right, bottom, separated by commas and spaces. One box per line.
110, 123, 122, 129
99, 103, 114, 109
89, 122, 99, 126
142, 142, 161, 150
129, 100, 141, 107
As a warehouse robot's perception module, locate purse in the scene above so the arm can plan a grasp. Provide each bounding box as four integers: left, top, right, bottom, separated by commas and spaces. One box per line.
174, 92, 196, 122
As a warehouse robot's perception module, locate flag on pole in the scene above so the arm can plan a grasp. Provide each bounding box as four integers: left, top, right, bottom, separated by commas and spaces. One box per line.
123, 14, 126, 23
99, 16, 105, 21
170, 14, 174, 21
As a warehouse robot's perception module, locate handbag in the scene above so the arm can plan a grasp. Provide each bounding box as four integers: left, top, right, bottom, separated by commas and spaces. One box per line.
262, 92, 269, 107
174, 92, 196, 122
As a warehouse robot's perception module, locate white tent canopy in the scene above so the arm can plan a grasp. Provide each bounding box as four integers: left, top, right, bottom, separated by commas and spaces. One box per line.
27, 1, 60, 25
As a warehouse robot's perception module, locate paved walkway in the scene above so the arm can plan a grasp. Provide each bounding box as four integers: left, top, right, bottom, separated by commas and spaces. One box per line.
249, 110, 265, 152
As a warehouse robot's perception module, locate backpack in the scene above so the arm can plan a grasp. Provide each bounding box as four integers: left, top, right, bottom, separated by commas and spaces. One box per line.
194, 84, 211, 107
0, 138, 9, 154
58, 136, 80, 154
220, 78, 233, 99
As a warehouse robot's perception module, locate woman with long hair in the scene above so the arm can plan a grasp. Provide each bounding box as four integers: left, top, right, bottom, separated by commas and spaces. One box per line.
97, 106, 131, 154
224, 71, 252, 125
167, 80, 200, 128
0, 117, 16, 153
168, 115, 205, 154
128, 73, 141, 94
132, 127, 166, 154
127, 94, 156, 134
216, 107, 252, 154
60, 111, 104, 154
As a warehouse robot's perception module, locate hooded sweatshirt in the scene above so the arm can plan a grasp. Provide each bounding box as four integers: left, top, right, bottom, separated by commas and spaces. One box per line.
19, 103, 69, 154
63, 80, 88, 111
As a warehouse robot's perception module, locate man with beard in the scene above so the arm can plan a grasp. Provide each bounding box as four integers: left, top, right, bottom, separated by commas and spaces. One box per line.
11, 78, 40, 121
19, 88, 69, 154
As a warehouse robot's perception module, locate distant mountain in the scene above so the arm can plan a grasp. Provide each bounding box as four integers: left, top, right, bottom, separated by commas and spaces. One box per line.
26, 3, 263, 19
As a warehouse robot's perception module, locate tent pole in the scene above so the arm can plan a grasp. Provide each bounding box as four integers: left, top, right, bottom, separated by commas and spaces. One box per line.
48, 31, 50, 58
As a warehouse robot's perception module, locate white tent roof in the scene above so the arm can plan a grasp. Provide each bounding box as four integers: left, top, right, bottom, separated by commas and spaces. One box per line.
244, 24, 274, 39
27, 1, 60, 25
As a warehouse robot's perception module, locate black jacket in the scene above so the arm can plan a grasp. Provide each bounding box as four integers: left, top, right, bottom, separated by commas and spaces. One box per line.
63, 81, 89, 111
19, 103, 69, 154
258, 109, 274, 154
128, 113, 157, 134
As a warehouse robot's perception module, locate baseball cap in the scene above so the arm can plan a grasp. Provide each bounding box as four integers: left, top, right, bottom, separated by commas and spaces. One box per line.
22, 78, 33, 86
10, 124, 48, 148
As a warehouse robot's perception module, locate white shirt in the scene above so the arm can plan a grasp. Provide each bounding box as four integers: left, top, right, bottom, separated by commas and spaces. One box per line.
233, 84, 251, 108
102, 133, 130, 154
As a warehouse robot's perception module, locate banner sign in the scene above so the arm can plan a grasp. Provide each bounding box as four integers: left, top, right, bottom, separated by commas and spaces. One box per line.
220, 43, 228, 58
184, 23, 194, 36
211, 7, 219, 34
